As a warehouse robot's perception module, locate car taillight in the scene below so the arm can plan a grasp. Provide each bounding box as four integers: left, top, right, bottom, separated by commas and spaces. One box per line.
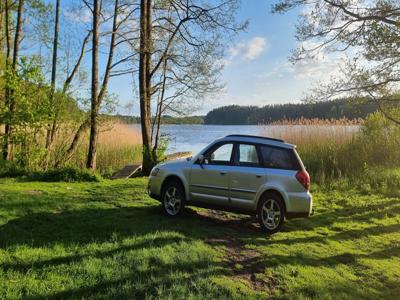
296, 169, 310, 191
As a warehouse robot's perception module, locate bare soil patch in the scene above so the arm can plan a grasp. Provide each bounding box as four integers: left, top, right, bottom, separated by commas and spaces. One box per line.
205, 236, 277, 293
25, 190, 43, 196
196, 209, 277, 293
188, 208, 260, 232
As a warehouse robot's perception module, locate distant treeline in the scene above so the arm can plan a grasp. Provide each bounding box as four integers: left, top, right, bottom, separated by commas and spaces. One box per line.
204, 100, 378, 125
113, 114, 204, 124
112, 99, 378, 125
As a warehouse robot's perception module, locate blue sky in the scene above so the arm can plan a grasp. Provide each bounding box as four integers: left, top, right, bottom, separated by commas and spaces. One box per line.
57, 1, 340, 116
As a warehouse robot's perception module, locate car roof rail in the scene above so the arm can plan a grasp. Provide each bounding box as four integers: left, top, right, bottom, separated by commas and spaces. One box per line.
225, 134, 285, 143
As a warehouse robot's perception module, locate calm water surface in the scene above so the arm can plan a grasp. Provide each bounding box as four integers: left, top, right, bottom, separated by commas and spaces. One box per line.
132, 124, 359, 155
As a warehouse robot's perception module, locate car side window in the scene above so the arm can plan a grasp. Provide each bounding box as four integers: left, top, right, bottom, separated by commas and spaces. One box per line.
237, 144, 260, 166
260, 145, 300, 170
206, 143, 233, 165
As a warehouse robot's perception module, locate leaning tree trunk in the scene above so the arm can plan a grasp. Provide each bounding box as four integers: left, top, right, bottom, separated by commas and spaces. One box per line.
2, 0, 24, 160
139, 0, 154, 175
86, 0, 100, 170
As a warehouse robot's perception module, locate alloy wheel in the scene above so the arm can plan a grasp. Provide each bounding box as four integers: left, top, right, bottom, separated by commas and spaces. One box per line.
261, 198, 281, 230
163, 186, 182, 215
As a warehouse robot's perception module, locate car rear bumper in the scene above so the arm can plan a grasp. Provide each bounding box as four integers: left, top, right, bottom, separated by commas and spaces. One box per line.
285, 191, 313, 217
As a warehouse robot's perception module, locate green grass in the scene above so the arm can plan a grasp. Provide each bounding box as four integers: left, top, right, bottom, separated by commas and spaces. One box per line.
0, 178, 399, 299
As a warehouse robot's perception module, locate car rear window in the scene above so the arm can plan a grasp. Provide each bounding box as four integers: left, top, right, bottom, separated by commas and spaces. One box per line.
237, 144, 260, 166
259, 145, 301, 170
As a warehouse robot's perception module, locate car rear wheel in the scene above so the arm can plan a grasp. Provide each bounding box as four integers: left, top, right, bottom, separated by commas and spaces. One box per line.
161, 180, 185, 216
257, 193, 285, 233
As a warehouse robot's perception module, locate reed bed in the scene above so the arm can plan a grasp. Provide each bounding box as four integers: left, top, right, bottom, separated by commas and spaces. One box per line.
57, 122, 142, 175
96, 122, 142, 174
260, 115, 400, 186
261, 124, 358, 146
267, 117, 363, 126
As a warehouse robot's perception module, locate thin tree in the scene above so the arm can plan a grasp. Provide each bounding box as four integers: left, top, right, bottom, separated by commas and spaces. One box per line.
2, 0, 24, 160
139, 0, 153, 174
45, 0, 61, 150
86, 0, 100, 169
86, 0, 122, 169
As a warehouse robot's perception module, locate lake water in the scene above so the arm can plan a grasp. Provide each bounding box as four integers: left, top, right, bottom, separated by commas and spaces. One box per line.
131, 124, 360, 155
160, 125, 264, 154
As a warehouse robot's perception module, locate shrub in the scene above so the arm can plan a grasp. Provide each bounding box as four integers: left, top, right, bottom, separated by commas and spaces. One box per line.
356, 167, 400, 197
297, 112, 400, 184
28, 167, 102, 182
0, 160, 26, 178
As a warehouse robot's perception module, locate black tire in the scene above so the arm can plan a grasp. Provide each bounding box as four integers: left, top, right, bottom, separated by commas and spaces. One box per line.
161, 179, 185, 216
257, 192, 285, 234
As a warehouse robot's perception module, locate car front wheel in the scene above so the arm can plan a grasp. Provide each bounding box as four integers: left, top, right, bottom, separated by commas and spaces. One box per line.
257, 193, 285, 233
161, 180, 185, 216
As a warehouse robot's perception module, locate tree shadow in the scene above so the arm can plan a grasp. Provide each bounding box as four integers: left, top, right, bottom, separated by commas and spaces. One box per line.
25, 258, 224, 299
1, 184, 399, 298
0, 204, 246, 299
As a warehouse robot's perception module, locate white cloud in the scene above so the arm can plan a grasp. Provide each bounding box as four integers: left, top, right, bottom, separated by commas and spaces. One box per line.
228, 37, 268, 61
259, 39, 345, 82
243, 37, 267, 60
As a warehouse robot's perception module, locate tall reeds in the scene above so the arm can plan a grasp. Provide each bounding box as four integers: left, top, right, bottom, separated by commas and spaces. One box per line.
59, 121, 142, 175
260, 115, 400, 186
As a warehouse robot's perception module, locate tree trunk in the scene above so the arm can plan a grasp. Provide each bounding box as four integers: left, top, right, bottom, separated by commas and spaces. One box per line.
98, 0, 118, 103
86, 0, 100, 169
1, 0, 11, 158
55, 118, 90, 168
139, 0, 154, 175
152, 58, 167, 160
2, 0, 24, 160
5, 0, 11, 62
46, 0, 61, 150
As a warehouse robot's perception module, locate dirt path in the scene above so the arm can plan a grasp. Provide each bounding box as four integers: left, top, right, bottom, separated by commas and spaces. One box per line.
205, 236, 277, 293
192, 209, 277, 293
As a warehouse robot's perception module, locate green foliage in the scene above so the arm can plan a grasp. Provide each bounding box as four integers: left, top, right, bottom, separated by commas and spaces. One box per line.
28, 167, 101, 182
1, 57, 51, 170
0, 56, 86, 171
0, 178, 399, 298
0, 164, 101, 182
155, 137, 169, 163
0, 160, 26, 177
353, 167, 400, 197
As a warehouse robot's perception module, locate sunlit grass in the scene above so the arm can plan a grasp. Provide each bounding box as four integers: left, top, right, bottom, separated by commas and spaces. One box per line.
0, 178, 399, 299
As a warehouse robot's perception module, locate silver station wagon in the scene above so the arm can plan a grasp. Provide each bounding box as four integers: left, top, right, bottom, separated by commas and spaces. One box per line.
148, 135, 312, 233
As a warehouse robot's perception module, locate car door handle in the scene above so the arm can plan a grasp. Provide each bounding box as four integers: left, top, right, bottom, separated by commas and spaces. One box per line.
220, 171, 227, 175
256, 174, 263, 178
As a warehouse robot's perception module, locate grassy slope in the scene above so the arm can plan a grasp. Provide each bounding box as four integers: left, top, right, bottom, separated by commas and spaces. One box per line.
0, 178, 399, 299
